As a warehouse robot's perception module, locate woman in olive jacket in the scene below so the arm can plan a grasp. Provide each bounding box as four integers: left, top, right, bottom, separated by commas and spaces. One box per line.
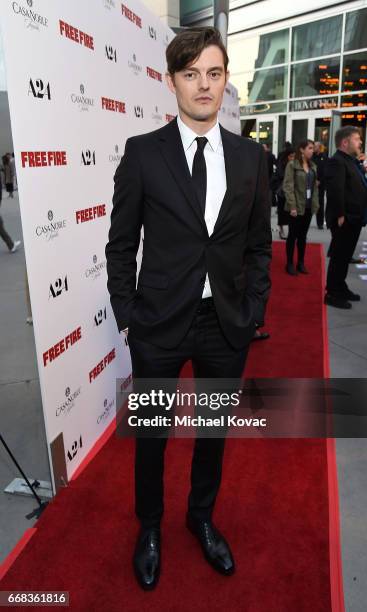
283, 139, 319, 275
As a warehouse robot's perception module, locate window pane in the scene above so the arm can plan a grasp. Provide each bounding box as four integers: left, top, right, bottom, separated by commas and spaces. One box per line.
342, 52, 367, 92
341, 93, 367, 108
344, 8, 367, 52
258, 121, 274, 149
248, 67, 287, 103
241, 118, 257, 139
278, 115, 287, 151
292, 16, 342, 61
314, 117, 331, 151
228, 29, 288, 74
291, 58, 340, 98
292, 119, 308, 145
231, 67, 287, 105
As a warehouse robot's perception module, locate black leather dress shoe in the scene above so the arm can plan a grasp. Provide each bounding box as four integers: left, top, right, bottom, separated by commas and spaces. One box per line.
343, 290, 361, 302
186, 516, 235, 575
350, 257, 366, 264
133, 527, 161, 590
285, 263, 297, 276
297, 262, 309, 274
324, 294, 352, 309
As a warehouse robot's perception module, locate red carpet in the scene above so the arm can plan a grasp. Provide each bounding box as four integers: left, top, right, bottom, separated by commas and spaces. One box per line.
0, 242, 344, 611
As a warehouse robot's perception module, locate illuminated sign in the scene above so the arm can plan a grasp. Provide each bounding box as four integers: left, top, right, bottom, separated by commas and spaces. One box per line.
290, 97, 338, 112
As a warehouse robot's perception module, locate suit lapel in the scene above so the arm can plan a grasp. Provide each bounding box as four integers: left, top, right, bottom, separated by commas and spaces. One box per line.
156, 117, 208, 233
212, 124, 242, 233
156, 117, 243, 236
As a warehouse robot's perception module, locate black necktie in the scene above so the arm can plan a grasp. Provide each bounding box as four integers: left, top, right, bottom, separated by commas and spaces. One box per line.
192, 136, 208, 215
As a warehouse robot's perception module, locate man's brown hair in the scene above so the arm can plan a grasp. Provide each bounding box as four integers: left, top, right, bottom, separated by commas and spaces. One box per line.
335, 125, 360, 148
166, 27, 229, 76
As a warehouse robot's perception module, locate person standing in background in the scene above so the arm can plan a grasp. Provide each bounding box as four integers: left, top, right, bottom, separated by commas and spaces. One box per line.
2, 154, 14, 198
312, 141, 328, 230
263, 143, 276, 207
324, 126, 367, 309
283, 140, 319, 275
263, 143, 276, 180
272, 146, 295, 240
9, 153, 17, 191
0, 168, 21, 253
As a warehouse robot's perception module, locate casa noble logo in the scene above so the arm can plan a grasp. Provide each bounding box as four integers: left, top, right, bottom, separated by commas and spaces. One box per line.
12, 0, 48, 29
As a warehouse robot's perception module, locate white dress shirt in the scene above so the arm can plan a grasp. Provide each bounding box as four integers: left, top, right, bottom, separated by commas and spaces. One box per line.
176, 113, 227, 298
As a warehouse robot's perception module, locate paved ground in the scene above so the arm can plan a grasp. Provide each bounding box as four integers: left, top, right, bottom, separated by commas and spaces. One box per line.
1, 192, 366, 610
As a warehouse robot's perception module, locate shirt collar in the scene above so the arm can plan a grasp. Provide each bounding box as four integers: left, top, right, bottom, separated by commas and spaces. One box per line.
176, 113, 221, 153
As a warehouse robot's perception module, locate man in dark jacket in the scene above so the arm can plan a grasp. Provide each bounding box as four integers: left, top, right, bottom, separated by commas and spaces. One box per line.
105, 27, 272, 590
312, 141, 328, 229
263, 143, 276, 180
324, 126, 367, 308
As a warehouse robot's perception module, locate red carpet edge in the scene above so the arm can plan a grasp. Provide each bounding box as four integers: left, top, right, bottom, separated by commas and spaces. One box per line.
320, 243, 345, 612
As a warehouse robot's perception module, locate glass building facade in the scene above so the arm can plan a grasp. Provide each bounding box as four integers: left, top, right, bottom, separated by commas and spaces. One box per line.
227, 6, 367, 153
178, 0, 367, 152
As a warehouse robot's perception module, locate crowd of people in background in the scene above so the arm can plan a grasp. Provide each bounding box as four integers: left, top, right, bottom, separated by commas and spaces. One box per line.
262, 125, 367, 310
0, 151, 21, 254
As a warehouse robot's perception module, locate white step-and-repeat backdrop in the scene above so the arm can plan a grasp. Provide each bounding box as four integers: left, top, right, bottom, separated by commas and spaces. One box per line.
1, 0, 240, 492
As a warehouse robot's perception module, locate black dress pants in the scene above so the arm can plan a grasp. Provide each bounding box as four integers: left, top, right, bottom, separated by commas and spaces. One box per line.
286, 209, 312, 265
0, 214, 13, 250
316, 185, 325, 228
326, 220, 362, 296
128, 298, 250, 529
277, 194, 289, 227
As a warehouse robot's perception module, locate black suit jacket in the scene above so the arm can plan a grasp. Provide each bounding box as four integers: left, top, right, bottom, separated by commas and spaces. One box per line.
325, 149, 367, 228
312, 152, 328, 185
105, 117, 272, 349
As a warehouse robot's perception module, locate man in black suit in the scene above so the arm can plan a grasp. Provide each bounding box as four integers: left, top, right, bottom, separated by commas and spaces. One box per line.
105, 27, 271, 590
312, 141, 328, 229
325, 126, 367, 309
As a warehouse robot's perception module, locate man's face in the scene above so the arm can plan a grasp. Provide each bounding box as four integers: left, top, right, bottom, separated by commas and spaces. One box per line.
166, 45, 228, 123
345, 131, 362, 156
